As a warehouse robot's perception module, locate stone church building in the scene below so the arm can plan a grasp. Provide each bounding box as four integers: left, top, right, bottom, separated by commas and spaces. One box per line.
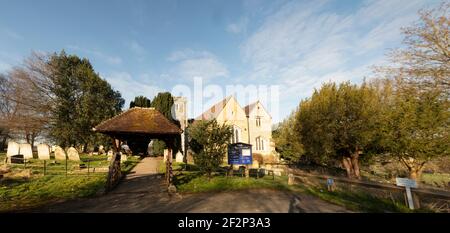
194, 96, 275, 157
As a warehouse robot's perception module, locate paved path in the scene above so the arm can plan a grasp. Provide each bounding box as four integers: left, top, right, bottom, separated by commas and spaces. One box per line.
38, 157, 353, 213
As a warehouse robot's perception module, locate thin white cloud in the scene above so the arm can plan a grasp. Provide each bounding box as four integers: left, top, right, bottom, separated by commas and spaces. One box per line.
226, 17, 249, 34
2, 28, 24, 40
67, 45, 122, 65
103, 71, 162, 108
128, 40, 146, 56
239, 0, 437, 122
167, 49, 229, 81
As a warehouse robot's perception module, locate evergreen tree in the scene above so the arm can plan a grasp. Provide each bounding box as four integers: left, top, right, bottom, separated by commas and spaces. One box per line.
296, 82, 383, 179
129, 95, 151, 108
48, 51, 124, 148
187, 119, 233, 179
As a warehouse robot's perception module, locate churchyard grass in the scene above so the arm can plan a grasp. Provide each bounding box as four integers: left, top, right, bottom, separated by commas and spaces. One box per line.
297, 184, 431, 213
171, 167, 434, 213
176, 174, 289, 193
0, 152, 141, 212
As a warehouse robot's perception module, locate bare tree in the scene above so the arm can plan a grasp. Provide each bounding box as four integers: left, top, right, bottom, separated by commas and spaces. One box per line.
376, 2, 449, 95
0, 52, 54, 147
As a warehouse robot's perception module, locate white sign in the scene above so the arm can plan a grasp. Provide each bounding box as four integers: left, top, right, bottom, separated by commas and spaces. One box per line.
242, 149, 251, 157
396, 177, 417, 188
396, 177, 417, 210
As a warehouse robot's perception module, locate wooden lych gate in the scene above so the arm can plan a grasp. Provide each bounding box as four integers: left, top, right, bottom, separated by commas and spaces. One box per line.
93, 107, 182, 191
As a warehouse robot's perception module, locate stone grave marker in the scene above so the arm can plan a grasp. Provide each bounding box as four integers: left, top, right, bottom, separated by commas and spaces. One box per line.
99, 145, 105, 155
186, 151, 194, 164
107, 150, 113, 161
54, 146, 66, 160
67, 147, 80, 161
6, 141, 20, 158
37, 144, 50, 160
20, 143, 33, 159
120, 152, 127, 163
175, 151, 183, 163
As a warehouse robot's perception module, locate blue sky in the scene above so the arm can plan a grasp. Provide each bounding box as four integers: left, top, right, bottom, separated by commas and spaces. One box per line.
0, 0, 442, 123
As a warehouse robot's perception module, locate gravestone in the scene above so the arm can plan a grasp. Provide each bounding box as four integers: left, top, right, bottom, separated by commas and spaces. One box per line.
147, 141, 154, 156
186, 151, 194, 164
67, 147, 80, 161
98, 145, 105, 155
54, 146, 66, 160
120, 152, 127, 163
107, 150, 113, 161
6, 141, 20, 158
175, 151, 183, 163
20, 143, 33, 159
37, 144, 50, 160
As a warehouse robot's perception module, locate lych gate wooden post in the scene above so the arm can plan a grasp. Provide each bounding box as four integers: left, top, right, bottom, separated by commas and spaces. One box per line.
93, 108, 182, 193
166, 148, 173, 185
106, 137, 122, 192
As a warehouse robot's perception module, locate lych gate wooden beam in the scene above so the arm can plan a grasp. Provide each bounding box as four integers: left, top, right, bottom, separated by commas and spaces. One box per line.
94, 108, 182, 193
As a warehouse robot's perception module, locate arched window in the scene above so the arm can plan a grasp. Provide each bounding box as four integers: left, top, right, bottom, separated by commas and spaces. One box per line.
231, 125, 241, 143
256, 137, 265, 151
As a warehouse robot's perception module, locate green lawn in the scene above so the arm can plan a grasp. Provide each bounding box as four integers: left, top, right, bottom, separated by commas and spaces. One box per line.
172, 170, 432, 213
175, 173, 289, 193
0, 152, 141, 212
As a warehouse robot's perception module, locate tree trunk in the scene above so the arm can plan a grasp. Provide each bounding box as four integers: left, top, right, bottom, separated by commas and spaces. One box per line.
342, 157, 354, 178
409, 166, 423, 182
351, 152, 361, 180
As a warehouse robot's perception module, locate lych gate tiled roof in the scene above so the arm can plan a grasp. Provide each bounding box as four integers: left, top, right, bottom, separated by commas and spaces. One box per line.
94, 107, 181, 135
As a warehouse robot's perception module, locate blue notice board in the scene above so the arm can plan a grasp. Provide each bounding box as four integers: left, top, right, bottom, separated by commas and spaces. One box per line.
228, 143, 252, 165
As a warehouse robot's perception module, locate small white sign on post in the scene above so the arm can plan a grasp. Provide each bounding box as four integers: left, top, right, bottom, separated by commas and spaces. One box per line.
396, 177, 417, 210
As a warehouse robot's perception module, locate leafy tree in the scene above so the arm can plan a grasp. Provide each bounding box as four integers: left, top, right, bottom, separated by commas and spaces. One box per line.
130, 95, 151, 108
273, 109, 304, 163
296, 82, 383, 179
187, 119, 233, 179
382, 78, 449, 181
48, 51, 124, 148
375, 3, 450, 181
150, 140, 166, 156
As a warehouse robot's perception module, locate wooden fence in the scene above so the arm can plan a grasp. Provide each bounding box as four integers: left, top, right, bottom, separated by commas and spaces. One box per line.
288, 169, 450, 212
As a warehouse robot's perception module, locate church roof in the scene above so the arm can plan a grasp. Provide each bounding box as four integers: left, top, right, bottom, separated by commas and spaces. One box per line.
195, 96, 232, 120
93, 107, 181, 135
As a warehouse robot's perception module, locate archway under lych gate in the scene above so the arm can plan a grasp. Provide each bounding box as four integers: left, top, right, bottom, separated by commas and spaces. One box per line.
93, 107, 182, 191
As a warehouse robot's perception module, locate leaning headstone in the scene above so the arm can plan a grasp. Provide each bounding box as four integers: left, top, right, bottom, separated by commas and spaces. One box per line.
54, 146, 66, 160
20, 143, 33, 159
6, 141, 20, 158
67, 147, 80, 161
175, 151, 183, 163
37, 144, 50, 160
